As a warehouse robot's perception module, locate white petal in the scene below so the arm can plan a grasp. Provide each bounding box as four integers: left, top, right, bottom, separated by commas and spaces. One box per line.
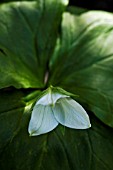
52, 93, 68, 104
53, 98, 91, 129
36, 92, 68, 106
36, 93, 52, 105
28, 105, 58, 136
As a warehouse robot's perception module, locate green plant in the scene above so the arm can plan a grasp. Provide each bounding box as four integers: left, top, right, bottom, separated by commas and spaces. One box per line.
0, 0, 113, 169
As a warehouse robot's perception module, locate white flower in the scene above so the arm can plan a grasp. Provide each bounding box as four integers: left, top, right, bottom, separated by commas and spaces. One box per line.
28, 87, 91, 136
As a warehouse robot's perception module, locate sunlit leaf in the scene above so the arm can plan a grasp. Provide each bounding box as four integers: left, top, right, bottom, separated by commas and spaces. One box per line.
49, 10, 113, 127
0, 0, 66, 89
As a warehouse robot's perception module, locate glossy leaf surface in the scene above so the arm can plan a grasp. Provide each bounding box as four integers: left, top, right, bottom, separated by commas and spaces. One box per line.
49, 10, 113, 127
0, 90, 113, 170
0, 0, 66, 88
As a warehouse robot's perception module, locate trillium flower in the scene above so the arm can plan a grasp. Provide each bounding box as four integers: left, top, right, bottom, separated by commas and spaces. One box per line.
28, 86, 91, 136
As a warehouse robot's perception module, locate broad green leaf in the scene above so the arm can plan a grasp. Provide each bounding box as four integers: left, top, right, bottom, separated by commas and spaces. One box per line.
1, 4, 113, 170
0, 96, 113, 170
49, 10, 113, 127
0, 77, 112, 170
0, 88, 40, 152
0, 0, 67, 89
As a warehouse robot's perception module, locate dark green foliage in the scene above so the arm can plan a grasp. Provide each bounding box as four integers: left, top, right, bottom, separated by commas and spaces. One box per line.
0, 1, 113, 169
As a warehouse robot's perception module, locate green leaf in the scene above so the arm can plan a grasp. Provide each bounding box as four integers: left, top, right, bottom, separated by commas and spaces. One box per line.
0, 88, 40, 152
0, 89, 24, 152
49, 10, 113, 127
0, 0, 66, 89
0, 99, 113, 170
1, 4, 113, 170
0, 86, 111, 170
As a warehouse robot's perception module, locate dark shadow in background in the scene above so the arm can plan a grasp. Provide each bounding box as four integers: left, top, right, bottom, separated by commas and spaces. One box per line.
69, 0, 113, 12
1, 0, 113, 12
